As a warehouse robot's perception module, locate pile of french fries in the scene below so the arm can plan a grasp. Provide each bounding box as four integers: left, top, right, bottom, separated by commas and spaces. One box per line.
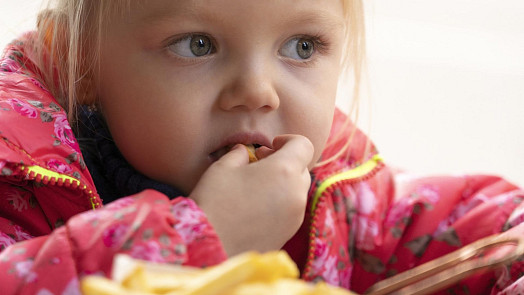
81, 251, 356, 295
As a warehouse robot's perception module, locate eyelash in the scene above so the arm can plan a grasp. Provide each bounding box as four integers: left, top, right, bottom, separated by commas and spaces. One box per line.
163, 33, 217, 63
283, 34, 330, 66
163, 33, 331, 65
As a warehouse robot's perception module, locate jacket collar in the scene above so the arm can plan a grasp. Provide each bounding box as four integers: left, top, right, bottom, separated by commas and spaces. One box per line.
0, 33, 100, 209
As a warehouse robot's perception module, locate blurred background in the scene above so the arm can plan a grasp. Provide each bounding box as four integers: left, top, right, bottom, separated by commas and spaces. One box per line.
1, 1, 523, 186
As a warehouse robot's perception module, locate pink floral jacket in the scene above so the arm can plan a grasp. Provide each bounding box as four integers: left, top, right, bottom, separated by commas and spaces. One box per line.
1, 34, 524, 295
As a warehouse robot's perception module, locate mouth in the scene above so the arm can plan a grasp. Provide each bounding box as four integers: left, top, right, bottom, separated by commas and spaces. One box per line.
209, 143, 263, 162
209, 132, 272, 162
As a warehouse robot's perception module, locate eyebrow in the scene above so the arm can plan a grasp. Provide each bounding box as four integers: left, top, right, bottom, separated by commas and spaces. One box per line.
132, 3, 217, 26
281, 10, 346, 31
134, 3, 345, 31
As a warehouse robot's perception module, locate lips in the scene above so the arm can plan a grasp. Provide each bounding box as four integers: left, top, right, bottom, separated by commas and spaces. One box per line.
209, 145, 235, 162
209, 132, 271, 162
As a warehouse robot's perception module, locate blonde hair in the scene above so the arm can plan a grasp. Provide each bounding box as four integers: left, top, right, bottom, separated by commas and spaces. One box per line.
35, 0, 128, 123
35, 0, 366, 164
317, 0, 368, 167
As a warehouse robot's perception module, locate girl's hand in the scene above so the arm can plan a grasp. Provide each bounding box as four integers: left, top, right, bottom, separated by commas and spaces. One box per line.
189, 134, 313, 257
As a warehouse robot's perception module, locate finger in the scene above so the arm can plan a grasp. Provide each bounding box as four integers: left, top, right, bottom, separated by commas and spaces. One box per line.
270, 135, 314, 169
255, 146, 275, 160
215, 144, 249, 167
302, 168, 312, 190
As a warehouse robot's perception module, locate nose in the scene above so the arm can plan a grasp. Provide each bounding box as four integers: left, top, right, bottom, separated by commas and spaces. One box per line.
217, 59, 280, 112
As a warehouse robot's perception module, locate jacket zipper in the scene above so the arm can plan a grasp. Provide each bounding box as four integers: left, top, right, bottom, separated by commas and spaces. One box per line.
18, 164, 102, 209
303, 154, 384, 280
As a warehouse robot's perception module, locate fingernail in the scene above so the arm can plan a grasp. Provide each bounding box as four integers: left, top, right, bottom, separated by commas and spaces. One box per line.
230, 144, 243, 151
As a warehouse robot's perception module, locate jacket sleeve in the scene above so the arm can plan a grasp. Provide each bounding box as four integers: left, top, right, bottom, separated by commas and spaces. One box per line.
0, 189, 227, 295
352, 170, 524, 294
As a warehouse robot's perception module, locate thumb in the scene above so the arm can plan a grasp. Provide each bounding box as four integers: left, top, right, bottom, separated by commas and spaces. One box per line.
255, 146, 274, 160
215, 144, 249, 167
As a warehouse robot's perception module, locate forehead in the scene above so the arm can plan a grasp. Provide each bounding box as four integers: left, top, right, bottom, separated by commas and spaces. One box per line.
120, 0, 345, 29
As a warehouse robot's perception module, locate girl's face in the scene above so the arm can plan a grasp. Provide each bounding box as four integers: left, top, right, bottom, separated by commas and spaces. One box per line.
98, 0, 346, 194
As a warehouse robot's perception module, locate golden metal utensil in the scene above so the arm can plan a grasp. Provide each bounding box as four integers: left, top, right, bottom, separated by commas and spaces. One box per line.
365, 234, 524, 295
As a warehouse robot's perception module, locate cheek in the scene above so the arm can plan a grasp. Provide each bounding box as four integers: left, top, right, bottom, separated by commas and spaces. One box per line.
100, 100, 206, 194
308, 105, 336, 167
96, 72, 206, 193
287, 77, 338, 167
309, 68, 340, 163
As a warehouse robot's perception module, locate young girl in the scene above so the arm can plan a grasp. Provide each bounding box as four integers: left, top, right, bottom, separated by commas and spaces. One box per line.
0, 0, 523, 294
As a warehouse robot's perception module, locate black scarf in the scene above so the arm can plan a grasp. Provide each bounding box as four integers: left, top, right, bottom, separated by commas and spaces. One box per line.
76, 107, 184, 204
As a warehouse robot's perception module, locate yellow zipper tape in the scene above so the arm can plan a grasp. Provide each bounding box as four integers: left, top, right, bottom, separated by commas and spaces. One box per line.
311, 154, 383, 214
23, 165, 80, 185
22, 165, 98, 209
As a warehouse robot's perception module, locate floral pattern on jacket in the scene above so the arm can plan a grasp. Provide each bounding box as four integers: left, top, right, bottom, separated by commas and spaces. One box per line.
1, 33, 524, 295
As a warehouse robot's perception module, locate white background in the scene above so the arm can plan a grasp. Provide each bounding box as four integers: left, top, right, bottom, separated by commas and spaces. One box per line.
1, 1, 523, 186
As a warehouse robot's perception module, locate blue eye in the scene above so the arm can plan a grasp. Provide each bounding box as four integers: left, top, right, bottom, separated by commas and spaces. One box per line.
168, 34, 213, 57
280, 37, 315, 60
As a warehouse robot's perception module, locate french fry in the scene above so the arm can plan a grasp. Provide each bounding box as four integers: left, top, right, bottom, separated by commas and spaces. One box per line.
81, 251, 356, 295
229, 279, 311, 295
112, 253, 200, 283
245, 250, 299, 282
244, 144, 258, 163
111, 254, 200, 293
122, 266, 198, 293
175, 252, 270, 295
230, 279, 355, 295
81, 276, 149, 295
